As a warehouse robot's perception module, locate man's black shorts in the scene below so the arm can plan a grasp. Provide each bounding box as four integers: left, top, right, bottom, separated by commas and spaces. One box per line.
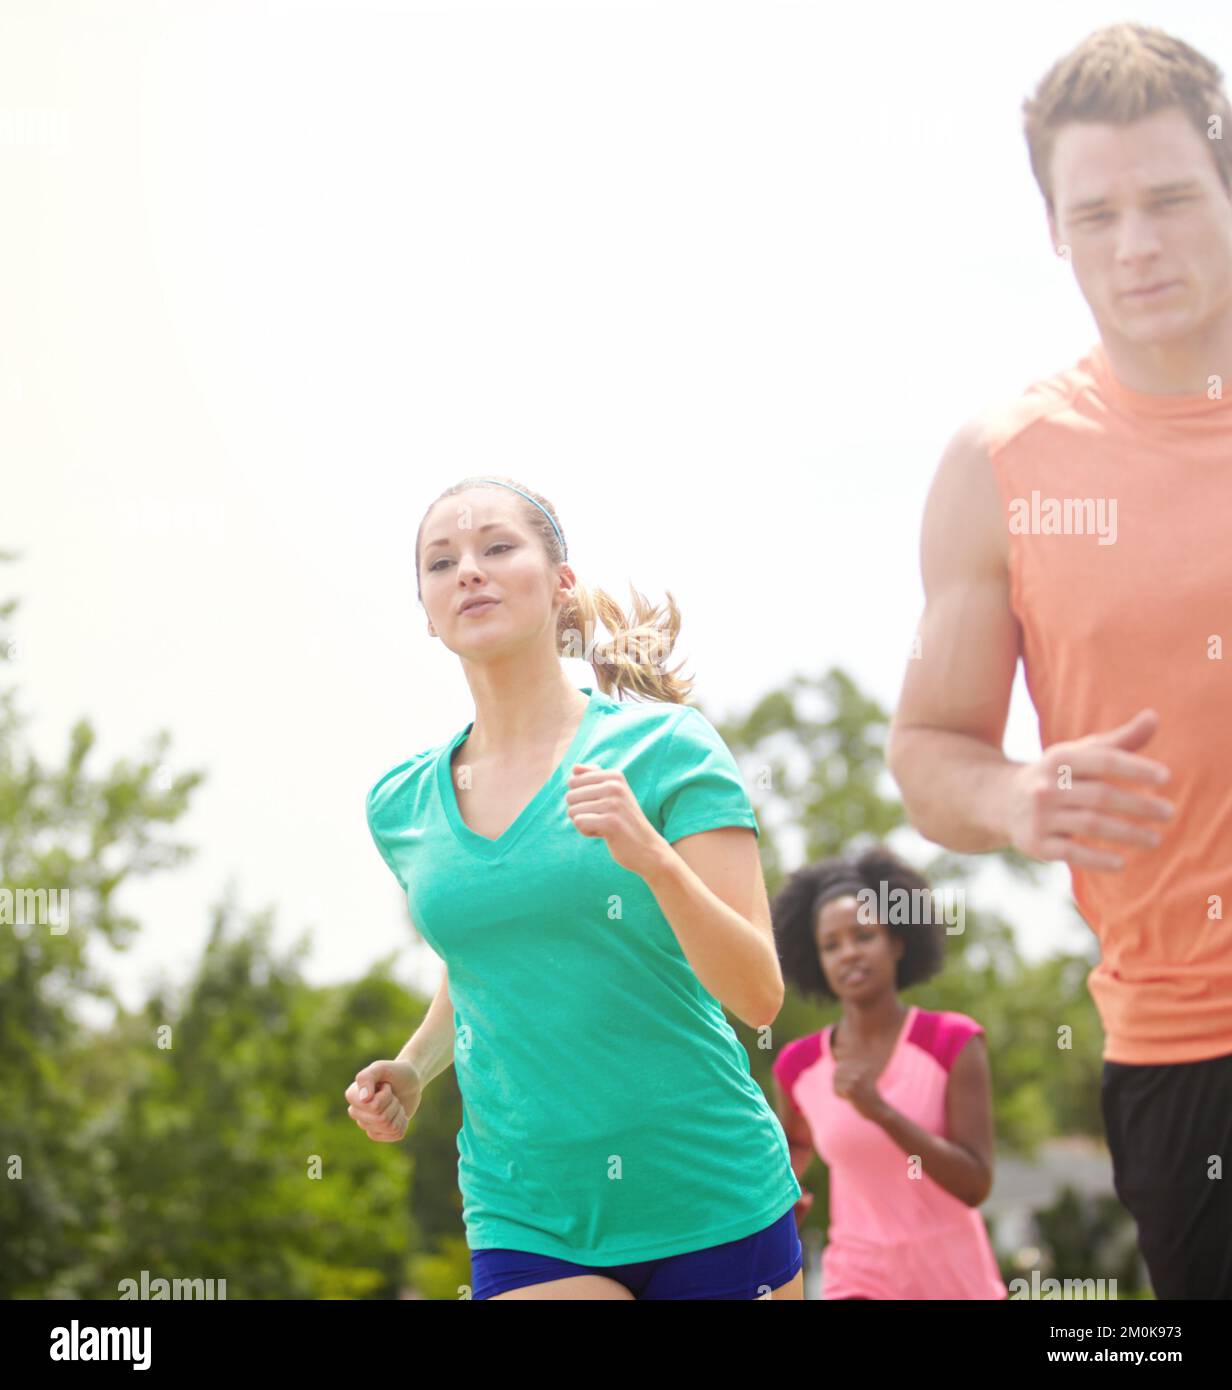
1100, 1047, 1232, 1299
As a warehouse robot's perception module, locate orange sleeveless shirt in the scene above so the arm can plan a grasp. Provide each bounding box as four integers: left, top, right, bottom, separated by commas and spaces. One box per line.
985, 341, 1232, 1064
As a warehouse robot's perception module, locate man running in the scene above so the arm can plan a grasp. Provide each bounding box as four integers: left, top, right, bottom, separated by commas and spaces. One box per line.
887, 21, 1232, 1299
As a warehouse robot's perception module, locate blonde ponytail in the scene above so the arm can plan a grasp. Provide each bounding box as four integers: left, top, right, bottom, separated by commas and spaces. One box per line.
560, 580, 692, 704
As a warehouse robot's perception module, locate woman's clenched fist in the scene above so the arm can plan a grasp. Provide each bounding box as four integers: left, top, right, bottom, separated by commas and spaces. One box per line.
344, 1060, 423, 1142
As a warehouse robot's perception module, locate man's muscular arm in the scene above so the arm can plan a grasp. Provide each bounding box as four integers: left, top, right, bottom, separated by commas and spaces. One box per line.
886, 417, 1025, 852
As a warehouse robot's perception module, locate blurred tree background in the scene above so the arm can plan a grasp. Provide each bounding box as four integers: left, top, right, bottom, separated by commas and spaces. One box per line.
0, 568, 1144, 1298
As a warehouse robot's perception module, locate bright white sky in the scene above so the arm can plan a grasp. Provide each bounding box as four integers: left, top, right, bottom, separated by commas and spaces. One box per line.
6, 0, 1224, 1023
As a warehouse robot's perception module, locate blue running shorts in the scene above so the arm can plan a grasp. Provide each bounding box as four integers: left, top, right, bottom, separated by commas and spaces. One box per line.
470, 1206, 802, 1300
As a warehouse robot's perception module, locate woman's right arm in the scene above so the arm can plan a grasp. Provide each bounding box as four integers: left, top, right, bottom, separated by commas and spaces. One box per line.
396, 964, 456, 1087
346, 964, 458, 1141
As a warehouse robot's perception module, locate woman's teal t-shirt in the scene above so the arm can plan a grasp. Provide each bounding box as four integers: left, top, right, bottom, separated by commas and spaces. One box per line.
365, 684, 801, 1263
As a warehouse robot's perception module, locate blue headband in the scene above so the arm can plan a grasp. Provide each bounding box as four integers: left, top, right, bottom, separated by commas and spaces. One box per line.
475, 479, 567, 559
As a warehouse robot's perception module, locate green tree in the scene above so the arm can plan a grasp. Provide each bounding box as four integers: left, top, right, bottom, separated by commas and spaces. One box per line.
0, 560, 204, 1297
93, 904, 420, 1298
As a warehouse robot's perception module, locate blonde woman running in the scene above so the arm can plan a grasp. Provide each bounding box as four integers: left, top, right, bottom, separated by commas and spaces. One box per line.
349, 475, 802, 1300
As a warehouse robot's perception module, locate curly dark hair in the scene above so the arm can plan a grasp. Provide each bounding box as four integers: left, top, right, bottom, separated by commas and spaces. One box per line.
771, 844, 947, 1002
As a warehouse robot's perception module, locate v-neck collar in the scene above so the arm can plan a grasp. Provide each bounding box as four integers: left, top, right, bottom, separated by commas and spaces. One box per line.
826, 1004, 916, 1084
436, 685, 603, 862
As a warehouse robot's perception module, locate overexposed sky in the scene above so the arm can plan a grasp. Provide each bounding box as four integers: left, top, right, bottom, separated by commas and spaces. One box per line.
6, 0, 1223, 1021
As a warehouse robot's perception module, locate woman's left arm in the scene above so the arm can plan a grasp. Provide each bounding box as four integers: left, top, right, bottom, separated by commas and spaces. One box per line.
864, 1035, 995, 1207
566, 762, 784, 1029
642, 825, 785, 1030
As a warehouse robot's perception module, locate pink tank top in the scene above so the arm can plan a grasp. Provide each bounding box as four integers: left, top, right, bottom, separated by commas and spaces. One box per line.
773, 1006, 1007, 1299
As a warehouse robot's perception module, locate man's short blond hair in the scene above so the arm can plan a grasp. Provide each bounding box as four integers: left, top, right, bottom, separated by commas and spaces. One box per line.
1023, 22, 1232, 213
